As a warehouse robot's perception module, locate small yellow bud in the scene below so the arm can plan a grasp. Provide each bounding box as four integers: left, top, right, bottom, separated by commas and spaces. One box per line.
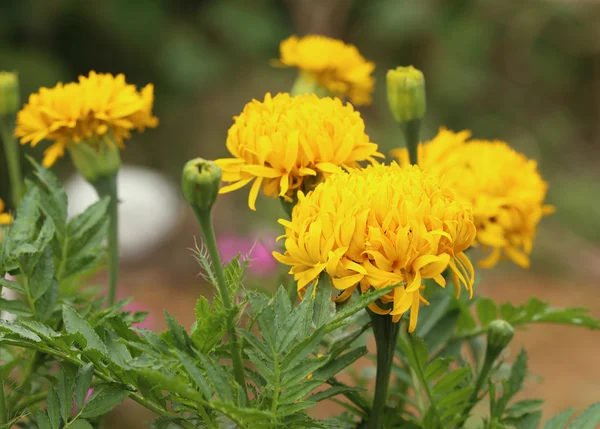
0, 72, 19, 117
181, 158, 222, 212
386, 66, 426, 123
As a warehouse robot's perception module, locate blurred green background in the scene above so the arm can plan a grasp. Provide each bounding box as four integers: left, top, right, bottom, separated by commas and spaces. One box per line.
1, 0, 599, 426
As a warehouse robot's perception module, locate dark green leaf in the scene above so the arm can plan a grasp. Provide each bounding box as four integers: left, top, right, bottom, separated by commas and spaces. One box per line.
29, 156, 68, 237
280, 379, 323, 404
307, 385, 365, 404
508, 348, 528, 396
80, 384, 128, 418
57, 367, 73, 421
314, 276, 335, 329
36, 277, 59, 322
196, 351, 233, 401
425, 356, 453, 381
210, 401, 274, 423
75, 363, 94, 410
176, 351, 212, 399
0, 299, 32, 317
36, 410, 52, 429
433, 368, 470, 395
192, 296, 226, 354
47, 388, 61, 429
0, 276, 24, 294
415, 288, 451, 337
0, 320, 41, 342
274, 285, 292, 332
506, 399, 544, 418
282, 326, 325, 370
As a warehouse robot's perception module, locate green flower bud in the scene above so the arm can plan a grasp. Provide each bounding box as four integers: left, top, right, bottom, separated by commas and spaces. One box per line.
0, 71, 19, 117
181, 158, 222, 212
386, 66, 426, 123
68, 140, 121, 184
486, 319, 515, 359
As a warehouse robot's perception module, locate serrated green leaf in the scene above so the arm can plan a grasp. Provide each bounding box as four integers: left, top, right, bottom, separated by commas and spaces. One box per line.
196, 351, 233, 401
19, 320, 59, 340
0, 320, 41, 342
0, 299, 32, 317
36, 410, 52, 429
424, 309, 460, 354
477, 298, 498, 327
80, 384, 128, 418
508, 410, 542, 429
277, 401, 316, 417
433, 367, 470, 395
542, 408, 575, 429
4, 187, 40, 256
282, 326, 325, 370
314, 275, 335, 329
425, 356, 453, 382
567, 402, 600, 429
63, 305, 107, 355
277, 305, 305, 354
175, 350, 212, 399
239, 329, 271, 362
438, 385, 473, 411
326, 284, 397, 333
192, 296, 226, 354
307, 385, 365, 404
298, 284, 315, 338
68, 198, 109, 241
57, 367, 73, 421
280, 379, 323, 404
508, 348, 528, 396
75, 363, 94, 410
246, 349, 274, 381
415, 288, 452, 337
312, 346, 368, 382
281, 357, 330, 388
29, 156, 68, 237
164, 310, 190, 350
274, 285, 292, 332
47, 388, 61, 429
36, 278, 59, 322
62, 253, 105, 281
399, 334, 428, 371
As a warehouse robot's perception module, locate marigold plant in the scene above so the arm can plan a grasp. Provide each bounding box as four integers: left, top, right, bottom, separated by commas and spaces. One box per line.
215, 92, 382, 210
394, 129, 553, 268
276, 35, 375, 105
15, 71, 158, 167
273, 163, 476, 332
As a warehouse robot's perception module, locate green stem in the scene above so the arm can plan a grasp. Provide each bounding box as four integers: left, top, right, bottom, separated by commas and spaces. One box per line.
367, 310, 401, 429
401, 119, 421, 166
92, 175, 119, 306
0, 373, 7, 425
193, 207, 248, 402
458, 353, 495, 428
0, 116, 23, 207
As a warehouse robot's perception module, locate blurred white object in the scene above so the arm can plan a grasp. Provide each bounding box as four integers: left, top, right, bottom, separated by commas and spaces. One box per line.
65, 165, 183, 261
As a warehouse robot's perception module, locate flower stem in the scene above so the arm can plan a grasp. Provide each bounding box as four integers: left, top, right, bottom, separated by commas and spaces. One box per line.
192, 207, 248, 402
92, 174, 119, 306
401, 119, 421, 166
0, 116, 23, 207
0, 373, 7, 425
367, 310, 401, 429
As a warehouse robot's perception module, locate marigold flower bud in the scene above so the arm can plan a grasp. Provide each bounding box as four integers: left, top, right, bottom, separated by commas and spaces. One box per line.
486, 319, 514, 358
0, 71, 19, 117
181, 158, 222, 212
386, 66, 426, 123
68, 141, 121, 184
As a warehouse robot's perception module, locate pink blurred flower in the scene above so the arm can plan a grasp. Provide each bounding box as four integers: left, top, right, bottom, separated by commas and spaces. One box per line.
218, 233, 278, 277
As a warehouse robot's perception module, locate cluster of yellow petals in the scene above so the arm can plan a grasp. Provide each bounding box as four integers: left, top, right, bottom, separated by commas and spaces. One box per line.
273, 163, 476, 332
0, 198, 11, 225
15, 71, 158, 167
276, 35, 375, 106
393, 129, 553, 268
215, 93, 382, 210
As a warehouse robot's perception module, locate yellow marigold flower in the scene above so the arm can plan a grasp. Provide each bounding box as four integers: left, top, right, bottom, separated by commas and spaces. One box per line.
393, 130, 553, 268
273, 163, 476, 332
15, 71, 158, 167
276, 35, 375, 106
215, 93, 382, 210
0, 198, 11, 225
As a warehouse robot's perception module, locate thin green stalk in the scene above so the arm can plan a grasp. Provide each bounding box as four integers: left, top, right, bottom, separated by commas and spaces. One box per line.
367, 310, 401, 429
0, 373, 7, 425
92, 175, 119, 306
0, 116, 23, 207
401, 119, 421, 166
193, 207, 248, 402
458, 354, 495, 428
